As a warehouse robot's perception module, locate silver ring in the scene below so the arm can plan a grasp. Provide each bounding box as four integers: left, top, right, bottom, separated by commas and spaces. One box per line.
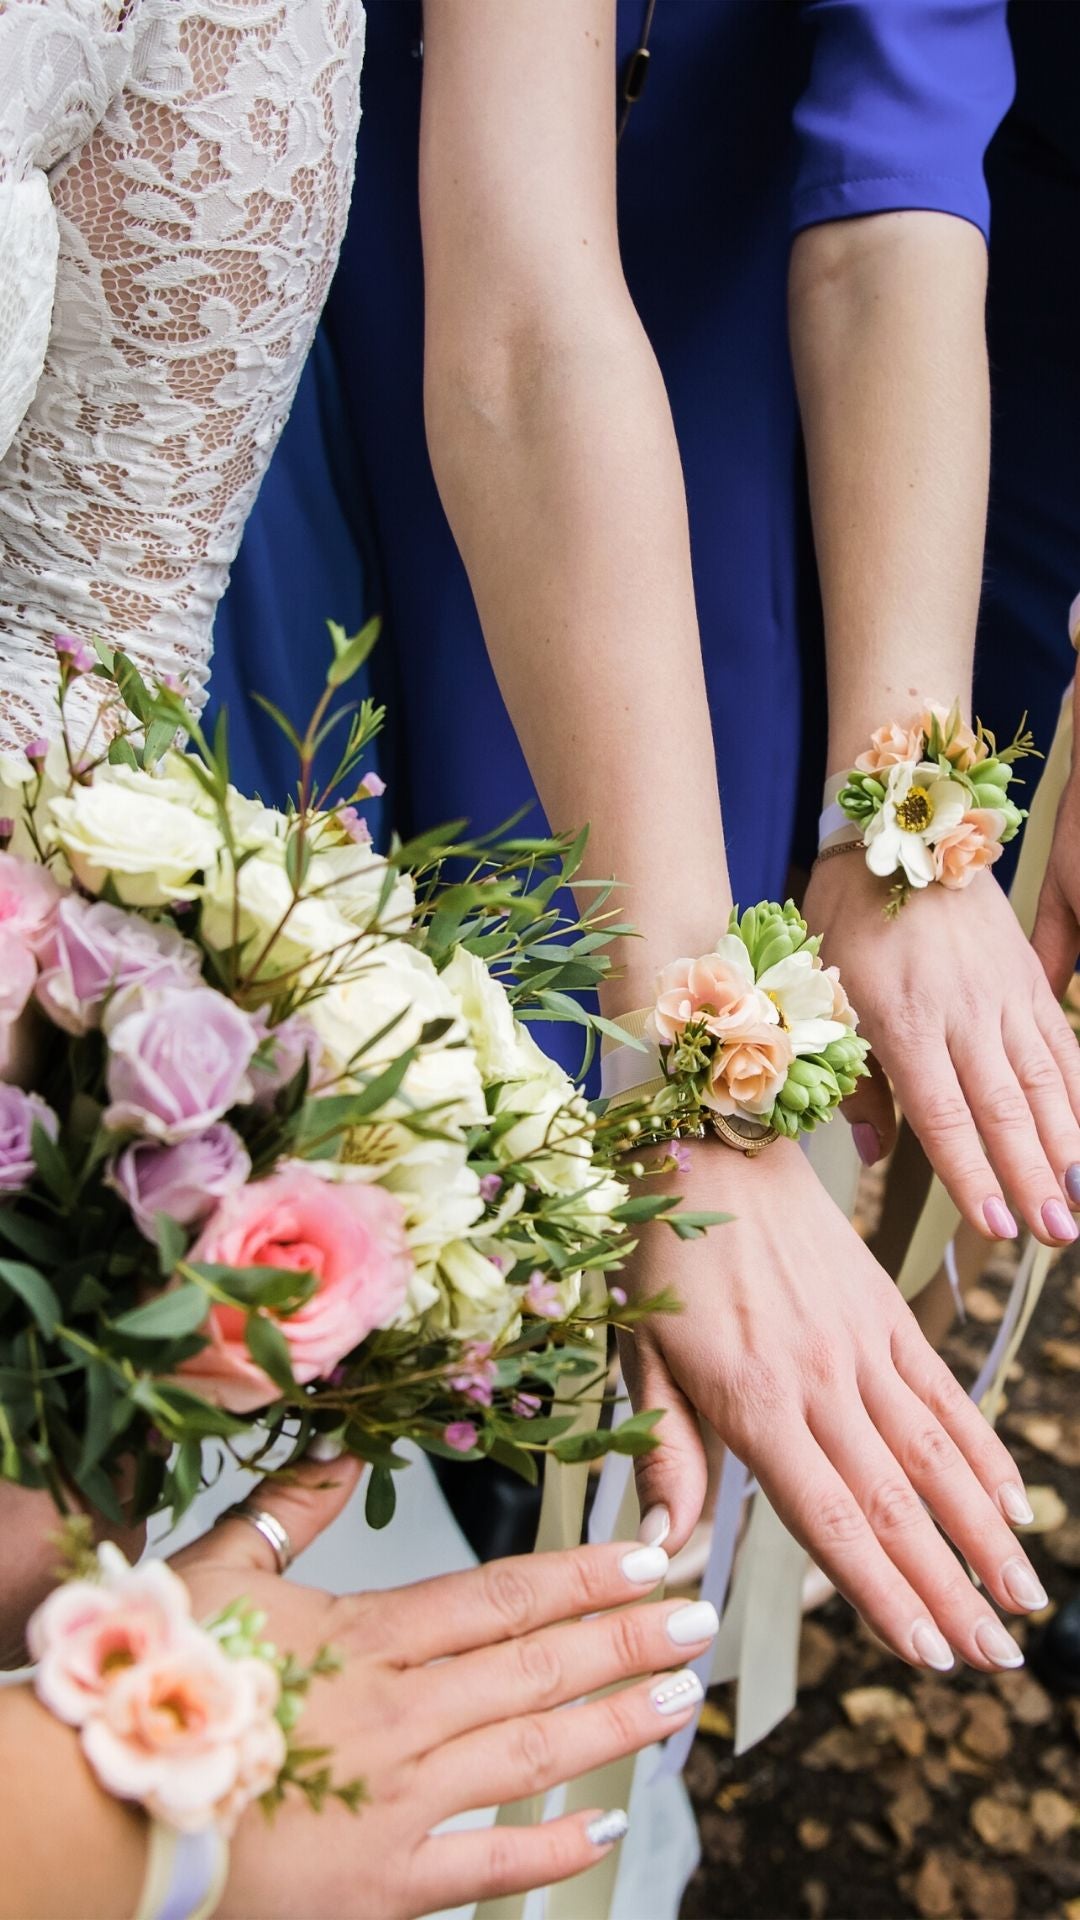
228, 1503, 294, 1575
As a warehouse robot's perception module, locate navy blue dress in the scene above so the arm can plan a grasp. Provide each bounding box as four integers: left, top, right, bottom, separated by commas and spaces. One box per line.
212, 1, 1013, 904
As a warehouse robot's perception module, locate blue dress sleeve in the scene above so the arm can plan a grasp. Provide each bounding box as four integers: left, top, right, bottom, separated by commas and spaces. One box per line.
791, 2, 1015, 241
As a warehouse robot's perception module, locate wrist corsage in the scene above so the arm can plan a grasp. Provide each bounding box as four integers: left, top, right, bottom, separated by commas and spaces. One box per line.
824, 702, 1038, 916
601, 902, 869, 1154
27, 1535, 362, 1839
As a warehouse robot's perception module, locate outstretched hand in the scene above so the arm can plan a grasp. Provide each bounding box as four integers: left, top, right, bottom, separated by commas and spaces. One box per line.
173, 1457, 719, 1920
619, 1137, 1045, 1676
805, 854, 1080, 1245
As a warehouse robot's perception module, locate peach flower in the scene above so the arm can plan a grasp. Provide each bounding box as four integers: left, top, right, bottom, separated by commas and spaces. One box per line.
918, 703, 985, 771
80, 1634, 285, 1835
705, 1022, 794, 1118
931, 808, 1005, 889
178, 1167, 413, 1413
28, 1547, 193, 1727
648, 940, 768, 1048
853, 719, 924, 774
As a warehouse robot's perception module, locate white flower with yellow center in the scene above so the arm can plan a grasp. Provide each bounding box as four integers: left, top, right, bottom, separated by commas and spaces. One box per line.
756, 949, 848, 1057
864, 760, 968, 889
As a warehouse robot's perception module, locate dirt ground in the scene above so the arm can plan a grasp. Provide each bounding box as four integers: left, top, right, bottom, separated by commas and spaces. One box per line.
680, 1243, 1080, 1920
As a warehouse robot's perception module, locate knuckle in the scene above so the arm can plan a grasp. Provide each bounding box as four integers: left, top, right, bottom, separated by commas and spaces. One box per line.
924, 1365, 973, 1425
866, 1479, 924, 1537
980, 1085, 1031, 1133
601, 1688, 642, 1752
1013, 1051, 1061, 1097
514, 1634, 563, 1701
918, 1098, 979, 1163
905, 1424, 958, 1479
480, 1833, 520, 1899
511, 1713, 553, 1783
801, 1331, 839, 1391
482, 1563, 536, 1635
608, 1607, 647, 1673
819, 1496, 866, 1549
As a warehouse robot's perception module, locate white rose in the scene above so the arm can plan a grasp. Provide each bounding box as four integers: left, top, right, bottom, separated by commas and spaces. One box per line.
494, 1072, 594, 1194
442, 945, 525, 1083
429, 1239, 517, 1340
45, 773, 222, 906
308, 836, 414, 935
199, 849, 358, 974
307, 944, 486, 1132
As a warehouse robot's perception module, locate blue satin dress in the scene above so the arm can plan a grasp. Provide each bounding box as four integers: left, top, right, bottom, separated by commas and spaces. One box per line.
212, 0, 1013, 905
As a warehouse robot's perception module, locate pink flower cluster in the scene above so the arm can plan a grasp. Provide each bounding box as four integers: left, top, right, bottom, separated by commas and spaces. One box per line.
28, 1546, 285, 1835
854, 704, 987, 776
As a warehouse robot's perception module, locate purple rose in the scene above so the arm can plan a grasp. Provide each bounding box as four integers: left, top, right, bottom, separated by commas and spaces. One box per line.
108, 1124, 252, 1241
35, 896, 203, 1036
248, 1010, 324, 1105
104, 985, 260, 1141
0, 1085, 58, 1194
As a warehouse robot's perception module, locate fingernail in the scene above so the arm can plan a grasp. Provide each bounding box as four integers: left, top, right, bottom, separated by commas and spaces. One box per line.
911, 1619, 955, 1672
620, 1545, 669, 1586
852, 1122, 882, 1167
1002, 1557, 1048, 1612
638, 1506, 671, 1549
666, 1600, 720, 1647
650, 1669, 705, 1717
585, 1808, 629, 1850
983, 1197, 1018, 1240
1066, 1164, 1080, 1207
974, 1617, 1025, 1669
1042, 1198, 1077, 1244
998, 1482, 1035, 1528
306, 1430, 346, 1462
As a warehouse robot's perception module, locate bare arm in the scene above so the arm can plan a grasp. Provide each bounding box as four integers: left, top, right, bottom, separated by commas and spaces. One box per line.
420, 0, 730, 1010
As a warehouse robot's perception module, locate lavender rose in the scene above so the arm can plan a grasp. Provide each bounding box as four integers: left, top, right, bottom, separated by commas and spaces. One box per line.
35, 896, 203, 1036
108, 1125, 252, 1241
104, 986, 260, 1141
0, 1085, 58, 1194
247, 1010, 324, 1105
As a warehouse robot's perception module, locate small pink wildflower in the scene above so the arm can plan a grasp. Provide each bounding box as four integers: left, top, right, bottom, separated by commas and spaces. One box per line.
670, 1142, 692, 1174
358, 771, 386, 799
443, 1421, 479, 1453
608, 1285, 628, 1308
448, 1341, 496, 1407
337, 806, 372, 845
478, 1173, 503, 1204
524, 1271, 563, 1320
52, 634, 96, 676
25, 738, 48, 767
511, 1392, 542, 1419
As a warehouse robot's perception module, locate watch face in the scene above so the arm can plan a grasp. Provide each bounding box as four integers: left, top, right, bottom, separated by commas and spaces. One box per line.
708, 1114, 779, 1158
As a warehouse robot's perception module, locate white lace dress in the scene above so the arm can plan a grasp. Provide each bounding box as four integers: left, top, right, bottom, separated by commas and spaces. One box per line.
0, 0, 365, 748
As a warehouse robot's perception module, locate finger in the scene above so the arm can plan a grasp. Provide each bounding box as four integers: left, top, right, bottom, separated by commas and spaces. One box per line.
809, 1389, 1021, 1672
887, 1046, 1015, 1243
888, 1312, 1048, 1615
420, 1592, 719, 1744
374, 1540, 672, 1668
1032, 981, 1080, 1210
859, 1360, 1037, 1647
1031, 869, 1080, 1004
747, 1420, 956, 1672
420, 1666, 704, 1817
174, 1453, 363, 1577
410, 1807, 630, 1912
841, 1050, 897, 1166
618, 1328, 708, 1553
953, 1038, 1075, 1244
1002, 996, 1080, 1232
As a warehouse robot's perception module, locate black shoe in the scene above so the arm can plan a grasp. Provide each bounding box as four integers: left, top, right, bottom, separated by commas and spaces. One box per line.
1028, 1589, 1080, 1694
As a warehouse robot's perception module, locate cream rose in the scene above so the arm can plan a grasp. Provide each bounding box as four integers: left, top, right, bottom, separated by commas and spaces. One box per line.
442, 943, 524, 1083
46, 776, 222, 906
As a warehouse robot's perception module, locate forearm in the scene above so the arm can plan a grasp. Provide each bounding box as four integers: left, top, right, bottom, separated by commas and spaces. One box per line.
0, 1685, 145, 1919
790, 211, 990, 773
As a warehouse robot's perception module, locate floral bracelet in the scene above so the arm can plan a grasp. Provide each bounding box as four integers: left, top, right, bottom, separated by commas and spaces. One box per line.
600, 901, 869, 1155
823, 701, 1038, 917
26, 1537, 361, 1846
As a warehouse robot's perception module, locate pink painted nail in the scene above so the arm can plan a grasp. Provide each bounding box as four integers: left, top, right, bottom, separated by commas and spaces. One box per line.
1042, 1199, 1077, 1244
852, 1123, 882, 1167
983, 1197, 1018, 1240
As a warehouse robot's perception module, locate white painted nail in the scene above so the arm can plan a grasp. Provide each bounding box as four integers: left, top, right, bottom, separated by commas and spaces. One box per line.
974, 1617, 1025, 1669
650, 1669, 704, 1717
911, 1619, 955, 1672
1002, 1558, 1048, 1612
637, 1506, 671, 1549
666, 1601, 720, 1647
306, 1429, 346, 1462
585, 1809, 629, 1849
998, 1483, 1034, 1528
620, 1545, 669, 1586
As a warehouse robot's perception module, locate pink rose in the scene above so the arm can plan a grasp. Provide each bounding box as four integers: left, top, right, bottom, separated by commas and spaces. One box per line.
28, 1549, 193, 1727
108, 1125, 252, 1241
918, 703, 985, 772
104, 986, 260, 1141
35, 895, 202, 1036
648, 949, 764, 1048
705, 1023, 794, 1118
0, 853, 61, 1058
177, 1169, 413, 1412
853, 719, 925, 774
931, 808, 1005, 889
80, 1634, 285, 1835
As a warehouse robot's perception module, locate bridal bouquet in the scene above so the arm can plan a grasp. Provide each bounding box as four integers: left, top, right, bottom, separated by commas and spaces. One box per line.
0, 628, 713, 1531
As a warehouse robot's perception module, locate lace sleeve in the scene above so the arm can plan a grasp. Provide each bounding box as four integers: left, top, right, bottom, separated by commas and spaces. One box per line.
0, 4, 131, 465
0, 0, 364, 749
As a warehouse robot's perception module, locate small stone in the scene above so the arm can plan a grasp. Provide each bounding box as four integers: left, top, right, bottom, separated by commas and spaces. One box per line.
798, 1618, 840, 1690
961, 1694, 1012, 1763
913, 1679, 964, 1741
966, 1285, 1006, 1324
886, 1779, 933, 1850
953, 1860, 1017, 1920
969, 1796, 1035, 1854
801, 1878, 828, 1920
841, 1684, 911, 1727
696, 1700, 733, 1741
848, 1819, 890, 1857
991, 1667, 1053, 1726
1041, 1337, 1080, 1373
912, 1850, 956, 1919
797, 1818, 831, 1853
698, 1810, 744, 1869
1029, 1786, 1076, 1843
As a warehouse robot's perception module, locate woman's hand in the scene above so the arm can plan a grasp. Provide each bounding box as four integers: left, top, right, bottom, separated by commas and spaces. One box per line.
620, 1137, 1045, 1675
1032, 671, 1080, 1000
173, 1459, 719, 1920
0, 1480, 145, 1669
804, 854, 1080, 1244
